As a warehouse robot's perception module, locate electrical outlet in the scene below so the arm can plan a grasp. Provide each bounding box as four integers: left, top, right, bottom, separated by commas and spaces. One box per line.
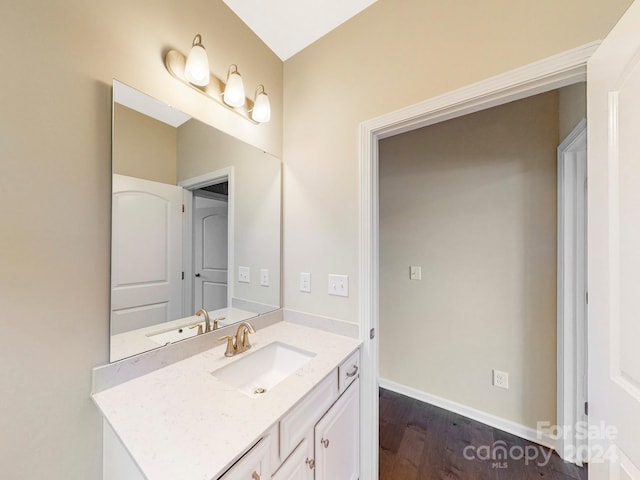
410, 266, 422, 280
328, 274, 349, 297
300, 272, 311, 292
260, 269, 269, 286
492, 369, 509, 389
238, 266, 250, 283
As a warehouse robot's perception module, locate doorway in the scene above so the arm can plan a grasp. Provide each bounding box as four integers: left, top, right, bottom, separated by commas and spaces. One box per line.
357, 44, 598, 480
179, 167, 235, 318
375, 89, 588, 477
192, 183, 229, 313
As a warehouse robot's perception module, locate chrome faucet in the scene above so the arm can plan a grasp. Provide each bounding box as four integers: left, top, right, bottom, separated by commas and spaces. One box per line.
196, 309, 212, 333
219, 321, 256, 357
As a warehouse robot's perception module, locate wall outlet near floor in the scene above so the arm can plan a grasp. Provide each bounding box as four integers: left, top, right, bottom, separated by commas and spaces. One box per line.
328, 274, 349, 297
260, 269, 269, 286
238, 266, 250, 283
492, 369, 509, 389
410, 265, 422, 280
300, 272, 311, 292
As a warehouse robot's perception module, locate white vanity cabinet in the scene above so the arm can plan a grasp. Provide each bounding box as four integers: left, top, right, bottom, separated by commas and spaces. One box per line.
314, 378, 360, 480
271, 350, 360, 480
272, 436, 314, 480
219, 437, 271, 480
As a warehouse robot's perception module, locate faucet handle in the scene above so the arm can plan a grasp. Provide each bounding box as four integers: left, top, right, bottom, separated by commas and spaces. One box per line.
213, 316, 225, 330
189, 324, 204, 335
218, 335, 236, 357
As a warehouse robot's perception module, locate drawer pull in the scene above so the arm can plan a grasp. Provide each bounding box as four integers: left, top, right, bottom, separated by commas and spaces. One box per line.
346, 365, 359, 377
321, 438, 330, 448
251, 472, 260, 480
305, 458, 315, 469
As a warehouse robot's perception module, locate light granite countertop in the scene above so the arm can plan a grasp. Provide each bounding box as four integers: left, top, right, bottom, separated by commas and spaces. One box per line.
93, 321, 361, 480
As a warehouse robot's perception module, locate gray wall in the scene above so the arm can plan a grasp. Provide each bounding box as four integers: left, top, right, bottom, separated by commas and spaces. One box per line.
379, 92, 559, 429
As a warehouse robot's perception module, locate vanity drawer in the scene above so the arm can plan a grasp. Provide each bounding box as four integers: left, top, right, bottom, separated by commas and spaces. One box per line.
279, 371, 338, 460
338, 349, 360, 394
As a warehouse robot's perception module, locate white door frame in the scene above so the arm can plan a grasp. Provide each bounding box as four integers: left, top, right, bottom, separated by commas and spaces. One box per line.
557, 119, 588, 465
358, 43, 598, 479
179, 166, 235, 316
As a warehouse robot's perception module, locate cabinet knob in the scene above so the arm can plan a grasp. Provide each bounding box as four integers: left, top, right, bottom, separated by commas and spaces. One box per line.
305, 458, 315, 470
321, 438, 330, 448
251, 472, 260, 480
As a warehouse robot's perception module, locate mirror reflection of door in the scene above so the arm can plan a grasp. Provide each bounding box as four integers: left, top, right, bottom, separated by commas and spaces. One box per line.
193, 184, 229, 312
111, 174, 183, 334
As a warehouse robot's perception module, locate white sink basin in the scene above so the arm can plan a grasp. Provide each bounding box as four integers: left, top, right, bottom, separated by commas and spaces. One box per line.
148, 320, 228, 345
211, 342, 316, 397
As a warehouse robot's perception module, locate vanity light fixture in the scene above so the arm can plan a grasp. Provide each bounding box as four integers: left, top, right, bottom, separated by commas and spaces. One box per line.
223, 65, 245, 108
184, 34, 210, 86
251, 85, 271, 123
164, 35, 271, 124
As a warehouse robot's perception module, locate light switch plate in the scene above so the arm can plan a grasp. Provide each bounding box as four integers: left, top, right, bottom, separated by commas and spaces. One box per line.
260, 269, 269, 286
328, 274, 349, 297
300, 272, 311, 292
238, 266, 250, 283
410, 266, 422, 280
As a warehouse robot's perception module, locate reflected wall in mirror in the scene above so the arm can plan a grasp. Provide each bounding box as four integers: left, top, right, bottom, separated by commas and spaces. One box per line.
110, 80, 281, 362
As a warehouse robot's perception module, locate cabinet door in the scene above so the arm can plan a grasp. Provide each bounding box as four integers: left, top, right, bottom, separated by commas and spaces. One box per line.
273, 436, 314, 480
219, 436, 270, 480
314, 378, 359, 480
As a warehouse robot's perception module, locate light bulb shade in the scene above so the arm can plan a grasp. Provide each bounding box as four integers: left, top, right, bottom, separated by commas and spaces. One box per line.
223, 66, 245, 107
185, 35, 210, 86
252, 90, 271, 123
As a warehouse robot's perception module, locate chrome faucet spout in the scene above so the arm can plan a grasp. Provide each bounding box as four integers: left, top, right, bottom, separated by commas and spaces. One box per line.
196, 309, 211, 333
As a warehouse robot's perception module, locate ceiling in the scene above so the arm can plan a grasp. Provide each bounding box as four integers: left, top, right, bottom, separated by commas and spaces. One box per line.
223, 0, 378, 61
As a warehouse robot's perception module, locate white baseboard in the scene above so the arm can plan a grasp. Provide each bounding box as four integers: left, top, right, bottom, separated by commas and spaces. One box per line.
378, 378, 557, 451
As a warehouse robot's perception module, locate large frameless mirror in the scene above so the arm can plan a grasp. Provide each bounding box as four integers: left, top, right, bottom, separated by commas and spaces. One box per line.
110, 80, 281, 362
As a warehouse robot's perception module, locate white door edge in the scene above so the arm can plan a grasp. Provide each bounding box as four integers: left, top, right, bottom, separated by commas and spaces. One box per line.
557, 119, 588, 465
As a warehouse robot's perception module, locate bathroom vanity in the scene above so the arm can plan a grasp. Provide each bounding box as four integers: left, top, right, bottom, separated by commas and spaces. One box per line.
92, 319, 361, 480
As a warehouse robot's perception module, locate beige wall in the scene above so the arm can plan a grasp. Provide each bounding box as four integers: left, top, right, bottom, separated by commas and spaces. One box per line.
559, 82, 587, 140
0, 0, 282, 478
113, 104, 177, 184
177, 119, 281, 309
282, 0, 631, 322
379, 92, 559, 429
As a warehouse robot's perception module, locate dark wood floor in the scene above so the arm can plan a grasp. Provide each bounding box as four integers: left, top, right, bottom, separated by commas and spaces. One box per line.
379, 388, 588, 480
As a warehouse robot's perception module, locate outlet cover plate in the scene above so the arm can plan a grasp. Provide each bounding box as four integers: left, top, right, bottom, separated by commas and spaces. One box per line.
260, 269, 269, 286
492, 369, 509, 389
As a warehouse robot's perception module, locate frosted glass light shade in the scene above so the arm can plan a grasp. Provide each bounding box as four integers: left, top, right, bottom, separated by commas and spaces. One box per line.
185, 36, 210, 86
224, 67, 245, 108
252, 90, 271, 123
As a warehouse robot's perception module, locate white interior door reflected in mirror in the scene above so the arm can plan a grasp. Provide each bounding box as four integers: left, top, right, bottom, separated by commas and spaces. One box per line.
111, 174, 183, 335
194, 190, 229, 312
